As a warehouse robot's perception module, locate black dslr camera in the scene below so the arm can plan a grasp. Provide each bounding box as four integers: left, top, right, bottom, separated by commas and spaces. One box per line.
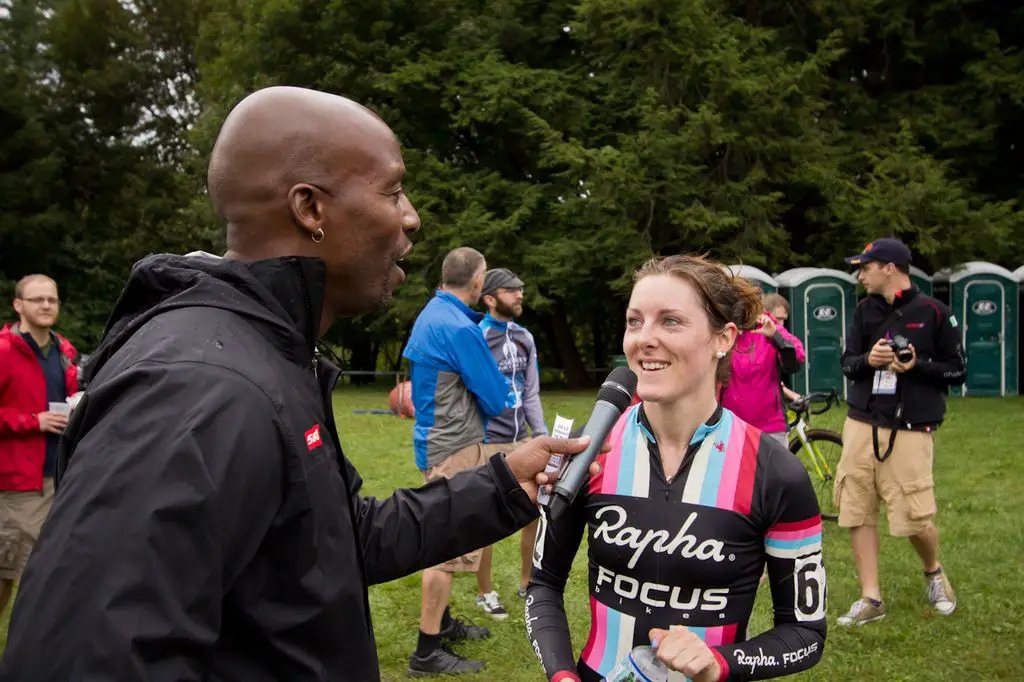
886, 334, 914, 363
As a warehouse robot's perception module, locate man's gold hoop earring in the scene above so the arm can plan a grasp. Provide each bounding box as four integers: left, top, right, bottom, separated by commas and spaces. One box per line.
312, 229, 325, 243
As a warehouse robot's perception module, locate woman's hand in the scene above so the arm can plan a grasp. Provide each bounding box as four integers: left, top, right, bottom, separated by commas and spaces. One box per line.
751, 313, 777, 337
649, 626, 722, 682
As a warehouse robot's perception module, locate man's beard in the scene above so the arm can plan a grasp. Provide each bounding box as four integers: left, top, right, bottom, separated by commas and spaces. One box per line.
496, 300, 520, 319
375, 275, 394, 311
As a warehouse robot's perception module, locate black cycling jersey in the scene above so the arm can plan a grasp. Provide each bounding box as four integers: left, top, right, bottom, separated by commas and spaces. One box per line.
525, 404, 826, 681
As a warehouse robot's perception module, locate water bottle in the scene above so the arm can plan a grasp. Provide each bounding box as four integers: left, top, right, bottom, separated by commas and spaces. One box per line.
604, 645, 671, 682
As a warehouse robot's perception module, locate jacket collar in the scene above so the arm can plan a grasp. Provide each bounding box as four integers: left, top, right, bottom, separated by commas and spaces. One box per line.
637, 402, 725, 446
875, 286, 919, 309
243, 256, 325, 357
87, 253, 325, 383
435, 289, 483, 323
1, 323, 73, 361
481, 312, 510, 331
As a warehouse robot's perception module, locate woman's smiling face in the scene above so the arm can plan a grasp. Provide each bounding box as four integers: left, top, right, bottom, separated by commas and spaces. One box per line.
624, 274, 735, 404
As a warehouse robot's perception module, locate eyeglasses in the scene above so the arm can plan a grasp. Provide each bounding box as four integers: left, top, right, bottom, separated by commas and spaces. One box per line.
18, 296, 60, 305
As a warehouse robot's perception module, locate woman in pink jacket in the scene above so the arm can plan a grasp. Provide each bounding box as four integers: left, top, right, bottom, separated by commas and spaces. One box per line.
720, 293, 806, 448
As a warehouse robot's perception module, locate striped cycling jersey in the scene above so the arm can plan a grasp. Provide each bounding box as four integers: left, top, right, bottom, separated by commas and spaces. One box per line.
526, 403, 826, 682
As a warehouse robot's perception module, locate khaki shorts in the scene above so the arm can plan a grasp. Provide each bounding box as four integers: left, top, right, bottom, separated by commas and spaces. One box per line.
0, 478, 55, 582
834, 418, 937, 537
480, 437, 531, 460
423, 444, 489, 573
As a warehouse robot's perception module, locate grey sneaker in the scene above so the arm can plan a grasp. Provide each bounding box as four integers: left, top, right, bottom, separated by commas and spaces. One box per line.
926, 568, 957, 615
475, 590, 509, 620
837, 597, 886, 626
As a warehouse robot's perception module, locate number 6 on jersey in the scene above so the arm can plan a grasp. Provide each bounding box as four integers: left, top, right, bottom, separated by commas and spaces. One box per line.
793, 552, 827, 622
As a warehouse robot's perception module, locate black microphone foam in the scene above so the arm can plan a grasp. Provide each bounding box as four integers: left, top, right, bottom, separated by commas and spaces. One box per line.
545, 367, 638, 521
595, 366, 638, 411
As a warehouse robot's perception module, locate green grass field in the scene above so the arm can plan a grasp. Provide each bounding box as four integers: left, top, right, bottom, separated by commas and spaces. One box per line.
2, 387, 1022, 680
337, 386, 1024, 681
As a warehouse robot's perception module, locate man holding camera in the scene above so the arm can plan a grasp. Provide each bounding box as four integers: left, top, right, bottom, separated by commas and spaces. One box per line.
835, 238, 966, 627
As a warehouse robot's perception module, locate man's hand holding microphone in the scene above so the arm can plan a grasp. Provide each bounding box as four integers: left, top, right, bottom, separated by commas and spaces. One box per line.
506, 368, 637, 511
503, 435, 606, 505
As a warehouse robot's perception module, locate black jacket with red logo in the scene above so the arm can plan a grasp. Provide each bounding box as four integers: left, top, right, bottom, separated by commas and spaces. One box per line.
0, 254, 538, 682
841, 287, 966, 429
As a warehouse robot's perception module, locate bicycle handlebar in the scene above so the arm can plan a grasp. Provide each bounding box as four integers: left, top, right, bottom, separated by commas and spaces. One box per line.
787, 387, 840, 416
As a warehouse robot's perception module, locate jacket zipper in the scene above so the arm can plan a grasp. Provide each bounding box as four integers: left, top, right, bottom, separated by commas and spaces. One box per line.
507, 325, 520, 443
293, 259, 318, 363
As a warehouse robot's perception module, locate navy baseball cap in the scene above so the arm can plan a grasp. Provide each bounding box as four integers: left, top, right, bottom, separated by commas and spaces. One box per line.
844, 238, 912, 266
482, 268, 525, 296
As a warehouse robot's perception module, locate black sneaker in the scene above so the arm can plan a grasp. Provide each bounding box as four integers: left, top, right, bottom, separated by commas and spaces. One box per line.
440, 616, 490, 643
407, 646, 485, 677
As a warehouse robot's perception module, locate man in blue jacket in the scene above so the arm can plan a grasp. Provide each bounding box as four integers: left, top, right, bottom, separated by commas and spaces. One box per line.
478, 267, 550, 600
403, 247, 510, 675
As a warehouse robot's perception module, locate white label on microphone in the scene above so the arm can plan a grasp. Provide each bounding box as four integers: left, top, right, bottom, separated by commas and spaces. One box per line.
551, 415, 574, 440
537, 415, 574, 506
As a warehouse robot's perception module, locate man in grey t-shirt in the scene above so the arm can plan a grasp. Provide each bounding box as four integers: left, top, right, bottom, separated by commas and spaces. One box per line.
479, 268, 549, 600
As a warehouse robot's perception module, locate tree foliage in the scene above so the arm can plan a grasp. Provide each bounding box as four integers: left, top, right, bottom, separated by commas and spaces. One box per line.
2, 0, 1022, 384
0, 0, 213, 347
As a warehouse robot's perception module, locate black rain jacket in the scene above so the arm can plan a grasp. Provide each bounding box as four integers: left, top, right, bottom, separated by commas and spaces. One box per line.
841, 287, 966, 429
0, 253, 538, 681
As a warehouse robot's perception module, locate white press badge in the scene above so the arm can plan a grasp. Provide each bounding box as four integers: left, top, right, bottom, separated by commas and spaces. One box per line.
872, 370, 897, 395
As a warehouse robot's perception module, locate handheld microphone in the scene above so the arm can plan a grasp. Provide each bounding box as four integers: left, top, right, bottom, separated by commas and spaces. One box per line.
545, 366, 638, 522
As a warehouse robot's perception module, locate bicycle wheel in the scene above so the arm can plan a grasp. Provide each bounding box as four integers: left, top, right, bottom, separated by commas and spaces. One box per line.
789, 429, 843, 521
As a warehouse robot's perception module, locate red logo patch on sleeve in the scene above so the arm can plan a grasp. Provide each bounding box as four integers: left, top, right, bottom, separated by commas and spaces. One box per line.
305, 424, 323, 451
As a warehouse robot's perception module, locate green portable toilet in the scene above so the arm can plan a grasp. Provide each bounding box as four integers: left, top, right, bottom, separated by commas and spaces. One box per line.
909, 265, 933, 297
723, 264, 779, 294
776, 267, 859, 399
1017, 266, 1024, 394
1015, 264, 1024, 393
932, 262, 1019, 397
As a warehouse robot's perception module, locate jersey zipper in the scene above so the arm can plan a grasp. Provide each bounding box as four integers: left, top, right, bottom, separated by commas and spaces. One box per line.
508, 325, 520, 443
648, 404, 724, 493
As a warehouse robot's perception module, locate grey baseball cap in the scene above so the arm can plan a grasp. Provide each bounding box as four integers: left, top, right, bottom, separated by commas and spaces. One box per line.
482, 268, 525, 296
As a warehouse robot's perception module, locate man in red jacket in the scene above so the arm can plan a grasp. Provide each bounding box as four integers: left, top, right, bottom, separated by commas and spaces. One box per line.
0, 274, 78, 617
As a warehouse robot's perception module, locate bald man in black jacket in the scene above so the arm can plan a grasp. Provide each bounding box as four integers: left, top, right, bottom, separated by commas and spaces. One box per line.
0, 86, 597, 682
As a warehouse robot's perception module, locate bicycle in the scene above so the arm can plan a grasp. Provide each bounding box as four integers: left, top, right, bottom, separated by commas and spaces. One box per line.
786, 388, 843, 521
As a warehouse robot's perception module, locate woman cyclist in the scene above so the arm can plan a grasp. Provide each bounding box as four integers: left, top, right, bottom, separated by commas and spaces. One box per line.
525, 255, 826, 682
719, 293, 805, 450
